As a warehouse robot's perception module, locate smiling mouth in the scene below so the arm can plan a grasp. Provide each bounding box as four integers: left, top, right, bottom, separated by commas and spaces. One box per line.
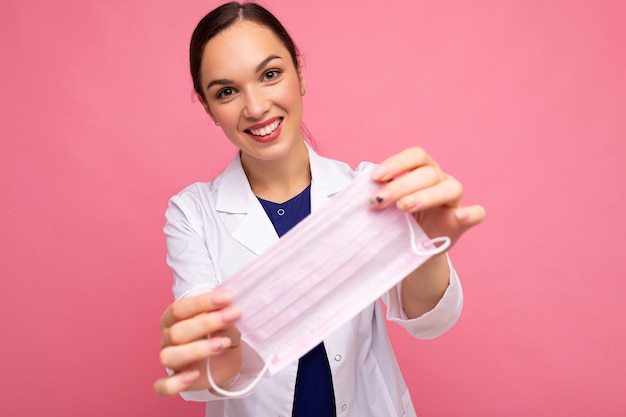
246, 118, 282, 137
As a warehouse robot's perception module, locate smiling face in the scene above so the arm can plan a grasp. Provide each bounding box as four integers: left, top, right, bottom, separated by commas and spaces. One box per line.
198, 20, 306, 164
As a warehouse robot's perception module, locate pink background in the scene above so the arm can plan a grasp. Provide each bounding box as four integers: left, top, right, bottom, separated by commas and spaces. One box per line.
1, 0, 625, 416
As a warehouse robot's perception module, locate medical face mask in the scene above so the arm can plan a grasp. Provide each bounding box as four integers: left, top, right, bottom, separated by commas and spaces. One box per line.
207, 166, 450, 396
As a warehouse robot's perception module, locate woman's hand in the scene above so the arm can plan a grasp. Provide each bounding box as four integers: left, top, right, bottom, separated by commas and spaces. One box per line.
370, 147, 485, 246
154, 291, 242, 397
369, 147, 485, 318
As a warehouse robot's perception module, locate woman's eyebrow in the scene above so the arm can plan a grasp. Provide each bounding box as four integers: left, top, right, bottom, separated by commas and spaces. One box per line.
205, 55, 283, 91
206, 78, 233, 90
255, 55, 282, 73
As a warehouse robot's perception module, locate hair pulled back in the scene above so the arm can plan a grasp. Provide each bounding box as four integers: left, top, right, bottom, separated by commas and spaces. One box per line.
190, 2, 300, 101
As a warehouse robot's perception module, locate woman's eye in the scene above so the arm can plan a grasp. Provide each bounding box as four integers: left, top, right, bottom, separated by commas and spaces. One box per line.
263, 70, 281, 81
217, 88, 235, 99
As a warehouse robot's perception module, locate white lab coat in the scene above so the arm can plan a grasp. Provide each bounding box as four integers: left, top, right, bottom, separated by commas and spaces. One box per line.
164, 144, 463, 417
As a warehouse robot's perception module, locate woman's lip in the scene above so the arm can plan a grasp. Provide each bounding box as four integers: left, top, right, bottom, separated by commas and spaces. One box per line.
246, 120, 282, 144
245, 116, 282, 131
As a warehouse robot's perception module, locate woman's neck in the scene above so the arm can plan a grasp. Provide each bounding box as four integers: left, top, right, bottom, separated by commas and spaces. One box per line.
241, 140, 311, 203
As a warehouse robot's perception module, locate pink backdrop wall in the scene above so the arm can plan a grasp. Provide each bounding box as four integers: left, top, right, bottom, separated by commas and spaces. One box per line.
1, 1, 625, 416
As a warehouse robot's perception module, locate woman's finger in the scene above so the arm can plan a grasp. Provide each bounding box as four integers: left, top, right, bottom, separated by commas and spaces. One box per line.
454, 204, 487, 229
370, 165, 445, 209
160, 337, 234, 370
212, 325, 242, 348
395, 177, 463, 213
162, 306, 241, 347
160, 291, 232, 329
154, 370, 200, 397
371, 147, 435, 182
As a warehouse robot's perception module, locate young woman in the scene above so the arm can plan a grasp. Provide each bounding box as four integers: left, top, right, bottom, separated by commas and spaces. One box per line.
154, 2, 485, 416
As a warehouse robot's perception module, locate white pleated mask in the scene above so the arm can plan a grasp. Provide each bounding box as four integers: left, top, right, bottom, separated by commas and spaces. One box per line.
208, 166, 450, 396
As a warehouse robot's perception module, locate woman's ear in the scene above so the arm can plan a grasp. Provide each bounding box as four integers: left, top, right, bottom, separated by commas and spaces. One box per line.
297, 59, 306, 96
196, 93, 217, 123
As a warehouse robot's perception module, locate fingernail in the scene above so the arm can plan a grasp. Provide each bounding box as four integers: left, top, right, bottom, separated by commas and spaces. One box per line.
371, 164, 390, 181
397, 196, 417, 210
210, 292, 231, 305
180, 370, 200, 386
455, 207, 471, 221
221, 306, 241, 322
370, 190, 390, 206
208, 338, 227, 352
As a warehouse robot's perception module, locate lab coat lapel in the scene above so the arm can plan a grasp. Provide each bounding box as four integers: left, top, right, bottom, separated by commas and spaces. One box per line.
215, 153, 279, 256
308, 144, 352, 213
215, 145, 351, 255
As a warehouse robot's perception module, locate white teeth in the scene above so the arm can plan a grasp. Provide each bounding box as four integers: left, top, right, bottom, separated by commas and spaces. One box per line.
249, 119, 281, 136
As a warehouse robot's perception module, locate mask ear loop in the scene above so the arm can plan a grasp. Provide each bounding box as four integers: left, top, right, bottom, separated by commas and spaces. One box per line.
206, 353, 270, 397
404, 213, 451, 256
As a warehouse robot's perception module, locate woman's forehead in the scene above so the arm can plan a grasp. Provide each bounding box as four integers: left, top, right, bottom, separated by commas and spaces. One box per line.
200, 21, 289, 76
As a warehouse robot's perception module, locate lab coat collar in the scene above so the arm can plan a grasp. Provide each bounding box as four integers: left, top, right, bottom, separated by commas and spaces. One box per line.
214, 143, 350, 255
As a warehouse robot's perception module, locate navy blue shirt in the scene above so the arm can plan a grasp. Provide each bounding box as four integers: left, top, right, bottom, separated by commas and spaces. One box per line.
257, 185, 337, 417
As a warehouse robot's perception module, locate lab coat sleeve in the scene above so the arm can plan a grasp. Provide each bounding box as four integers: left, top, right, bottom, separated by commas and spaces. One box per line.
163, 189, 270, 402
164, 192, 217, 300
382, 254, 463, 339
163, 192, 222, 401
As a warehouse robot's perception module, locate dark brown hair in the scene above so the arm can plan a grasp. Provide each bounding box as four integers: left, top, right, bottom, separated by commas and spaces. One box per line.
189, 2, 300, 102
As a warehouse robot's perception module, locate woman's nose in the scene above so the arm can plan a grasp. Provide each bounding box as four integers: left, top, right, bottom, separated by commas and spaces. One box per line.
242, 88, 270, 119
